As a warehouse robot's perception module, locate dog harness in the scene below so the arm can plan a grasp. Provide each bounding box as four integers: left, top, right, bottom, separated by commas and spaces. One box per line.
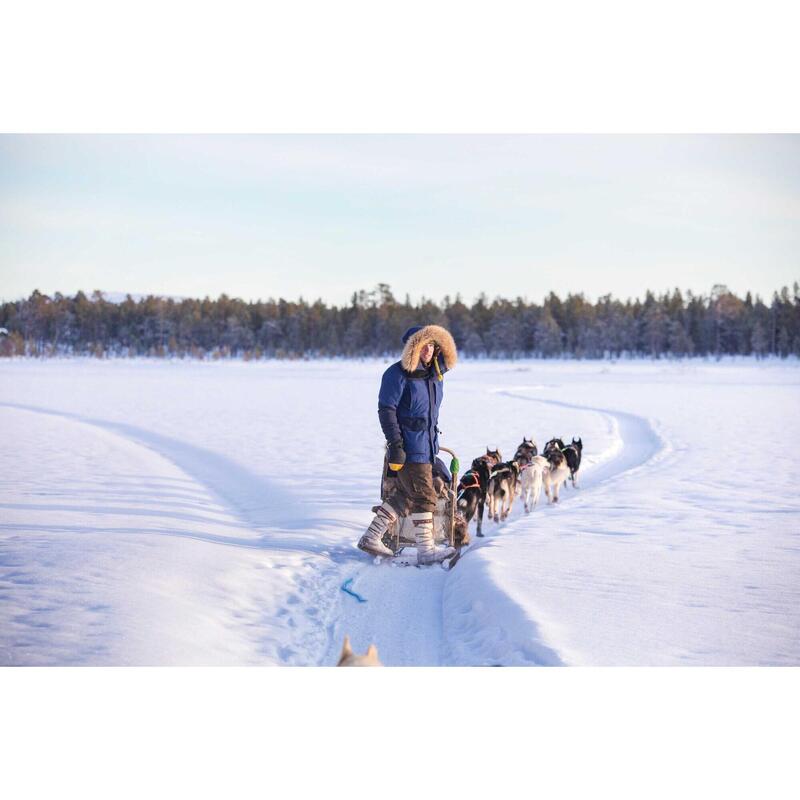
457, 469, 482, 500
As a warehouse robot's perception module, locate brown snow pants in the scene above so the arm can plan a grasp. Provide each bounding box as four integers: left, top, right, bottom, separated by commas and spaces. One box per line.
388, 462, 437, 515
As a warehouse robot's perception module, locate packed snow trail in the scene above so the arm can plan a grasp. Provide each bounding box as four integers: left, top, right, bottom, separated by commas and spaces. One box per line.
439, 388, 666, 666
322, 388, 665, 667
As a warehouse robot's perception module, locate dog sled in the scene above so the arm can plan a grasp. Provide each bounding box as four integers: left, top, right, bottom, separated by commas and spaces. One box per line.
376, 445, 469, 569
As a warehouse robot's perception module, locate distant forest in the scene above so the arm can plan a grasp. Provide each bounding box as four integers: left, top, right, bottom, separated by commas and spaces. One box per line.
1, 282, 799, 360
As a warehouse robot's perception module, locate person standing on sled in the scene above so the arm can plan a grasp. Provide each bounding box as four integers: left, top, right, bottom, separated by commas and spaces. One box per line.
358, 324, 458, 565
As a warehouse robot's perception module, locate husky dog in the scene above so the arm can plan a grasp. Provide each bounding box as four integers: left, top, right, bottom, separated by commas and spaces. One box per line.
519, 455, 549, 513
488, 460, 520, 522
562, 437, 583, 486
452, 512, 470, 547
430, 462, 470, 548
485, 447, 502, 465
433, 472, 470, 547
336, 635, 382, 667
457, 457, 492, 538
514, 437, 538, 464
543, 438, 569, 490
543, 437, 566, 456
514, 437, 540, 511
543, 447, 570, 504
482, 447, 502, 519
463, 448, 501, 525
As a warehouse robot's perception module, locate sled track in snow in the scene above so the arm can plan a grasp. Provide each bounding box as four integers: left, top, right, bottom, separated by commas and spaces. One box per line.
0, 401, 357, 559
493, 388, 671, 491
328, 388, 669, 667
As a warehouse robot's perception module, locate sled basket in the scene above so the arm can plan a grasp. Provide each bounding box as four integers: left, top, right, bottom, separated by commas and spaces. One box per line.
379, 446, 466, 554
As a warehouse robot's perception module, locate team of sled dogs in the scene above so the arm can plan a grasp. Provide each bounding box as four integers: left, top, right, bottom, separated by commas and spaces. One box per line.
337, 435, 584, 666
338, 437, 583, 666
338, 435, 584, 666
457, 436, 583, 537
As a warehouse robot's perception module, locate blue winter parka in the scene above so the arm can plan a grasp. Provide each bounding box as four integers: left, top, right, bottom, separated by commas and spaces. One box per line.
377, 352, 448, 464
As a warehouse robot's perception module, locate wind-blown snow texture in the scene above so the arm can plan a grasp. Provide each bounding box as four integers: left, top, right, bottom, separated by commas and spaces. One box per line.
1, 359, 798, 666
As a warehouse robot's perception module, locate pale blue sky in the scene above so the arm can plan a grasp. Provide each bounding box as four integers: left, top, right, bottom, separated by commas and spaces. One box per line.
1, 135, 798, 305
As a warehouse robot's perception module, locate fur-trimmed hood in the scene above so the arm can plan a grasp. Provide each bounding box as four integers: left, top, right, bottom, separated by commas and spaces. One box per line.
400, 324, 458, 373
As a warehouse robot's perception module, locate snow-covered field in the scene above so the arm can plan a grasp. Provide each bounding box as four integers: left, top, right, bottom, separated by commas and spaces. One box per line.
1, 358, 798, 666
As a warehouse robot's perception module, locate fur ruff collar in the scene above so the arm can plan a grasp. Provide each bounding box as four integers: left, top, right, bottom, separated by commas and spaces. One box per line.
400, 324, 458, 373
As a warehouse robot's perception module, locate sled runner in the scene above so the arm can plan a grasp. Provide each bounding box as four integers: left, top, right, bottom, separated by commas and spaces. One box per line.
377, 445, 468, 569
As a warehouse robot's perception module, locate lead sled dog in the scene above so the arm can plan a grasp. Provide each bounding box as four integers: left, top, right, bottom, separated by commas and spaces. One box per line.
562, 437, 583, 487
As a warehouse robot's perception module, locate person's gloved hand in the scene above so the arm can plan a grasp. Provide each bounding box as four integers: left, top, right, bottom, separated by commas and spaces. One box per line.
387, 440, 406, 471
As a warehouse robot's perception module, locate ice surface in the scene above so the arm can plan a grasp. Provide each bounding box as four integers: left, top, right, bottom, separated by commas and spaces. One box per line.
1, 358, 798, 665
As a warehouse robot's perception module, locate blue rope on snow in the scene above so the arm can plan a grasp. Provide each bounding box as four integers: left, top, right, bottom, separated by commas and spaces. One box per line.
341, 577, 367, 603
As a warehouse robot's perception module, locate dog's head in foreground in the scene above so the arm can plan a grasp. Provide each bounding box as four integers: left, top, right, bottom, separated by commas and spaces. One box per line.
336, 635, 382, 667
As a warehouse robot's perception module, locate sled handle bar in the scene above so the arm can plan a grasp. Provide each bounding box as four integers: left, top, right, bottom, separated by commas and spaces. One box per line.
438, 446, 459, 548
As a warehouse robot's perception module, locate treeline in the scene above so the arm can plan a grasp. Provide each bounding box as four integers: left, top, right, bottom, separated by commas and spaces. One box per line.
1, 282, 799, 360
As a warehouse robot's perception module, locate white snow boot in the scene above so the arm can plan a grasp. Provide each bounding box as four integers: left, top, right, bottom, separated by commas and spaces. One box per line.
357, 502, 398, 558
412, 512, 456, 565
